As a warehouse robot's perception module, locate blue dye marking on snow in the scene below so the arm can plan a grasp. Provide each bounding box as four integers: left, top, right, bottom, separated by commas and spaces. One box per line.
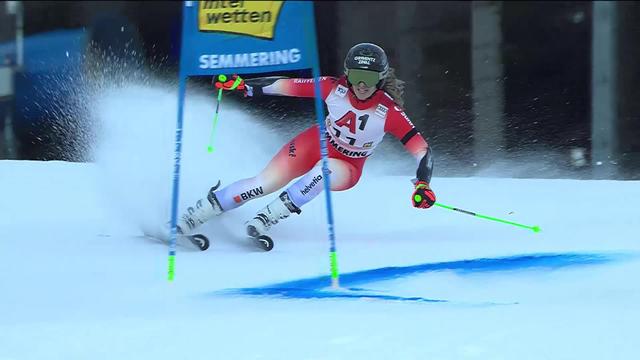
218, 252, 632, 303
226, 287, 446, 303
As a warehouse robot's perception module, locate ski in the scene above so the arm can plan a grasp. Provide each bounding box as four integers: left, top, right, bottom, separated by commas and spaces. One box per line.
246, 224, 274, 251
186, 233, 210, 251
143, 230, 210, 252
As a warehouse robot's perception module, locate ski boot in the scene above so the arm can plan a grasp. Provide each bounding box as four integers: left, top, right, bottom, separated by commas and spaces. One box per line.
245, 191, 301, 251
176, 181, 224, 250
146, 223, 210, 252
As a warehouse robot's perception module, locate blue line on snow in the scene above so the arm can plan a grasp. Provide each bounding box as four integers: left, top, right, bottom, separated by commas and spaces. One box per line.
217, 252, 633, 303
226, 287, 447, 303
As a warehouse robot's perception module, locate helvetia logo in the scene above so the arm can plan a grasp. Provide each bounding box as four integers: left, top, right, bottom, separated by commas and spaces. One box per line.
300, 175, 322, 196
234, 187, 264, 203
198, 1, 284, 39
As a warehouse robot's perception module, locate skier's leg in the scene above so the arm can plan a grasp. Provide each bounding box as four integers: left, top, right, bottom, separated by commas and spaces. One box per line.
246, 156, 365, 235
215, 125, 326, 210
287, 156, 366, 207
178, 126, 322, 233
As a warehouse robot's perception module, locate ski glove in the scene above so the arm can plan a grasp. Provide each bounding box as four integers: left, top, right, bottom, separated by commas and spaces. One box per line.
412, 181, 436, 209
213, 74, 245, 91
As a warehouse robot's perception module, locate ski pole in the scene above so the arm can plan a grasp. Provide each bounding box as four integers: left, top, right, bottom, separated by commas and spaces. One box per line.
207, 78, 224, 153
207, 74, 244, 153
433, 202, 541, 233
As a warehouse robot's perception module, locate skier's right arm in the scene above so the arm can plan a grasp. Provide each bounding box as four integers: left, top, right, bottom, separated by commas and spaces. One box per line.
244, 76, 337, 99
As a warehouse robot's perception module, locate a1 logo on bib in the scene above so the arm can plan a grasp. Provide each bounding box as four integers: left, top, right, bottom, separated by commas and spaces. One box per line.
336, 85, 348, 97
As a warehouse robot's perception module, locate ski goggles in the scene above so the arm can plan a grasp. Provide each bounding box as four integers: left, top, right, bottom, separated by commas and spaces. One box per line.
347, 69, 382, 88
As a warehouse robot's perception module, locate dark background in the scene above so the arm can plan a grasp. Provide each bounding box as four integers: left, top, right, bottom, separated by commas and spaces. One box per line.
1, 1, 639, 178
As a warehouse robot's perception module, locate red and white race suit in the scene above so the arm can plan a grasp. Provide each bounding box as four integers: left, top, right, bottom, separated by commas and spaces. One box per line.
213, 76, 431, 211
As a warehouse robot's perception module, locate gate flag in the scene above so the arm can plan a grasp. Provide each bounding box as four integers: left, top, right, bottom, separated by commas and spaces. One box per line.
169, 1, 339, 287
181, 1, 316, 75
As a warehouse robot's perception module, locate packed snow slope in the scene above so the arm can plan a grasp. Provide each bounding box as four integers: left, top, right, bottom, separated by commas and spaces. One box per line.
1, 83, 639, 360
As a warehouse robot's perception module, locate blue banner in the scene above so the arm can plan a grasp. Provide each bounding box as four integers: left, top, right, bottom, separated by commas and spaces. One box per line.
180, 1, 316, 76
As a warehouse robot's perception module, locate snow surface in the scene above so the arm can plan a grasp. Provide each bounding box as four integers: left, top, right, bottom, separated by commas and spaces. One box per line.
1, 82, 639, 360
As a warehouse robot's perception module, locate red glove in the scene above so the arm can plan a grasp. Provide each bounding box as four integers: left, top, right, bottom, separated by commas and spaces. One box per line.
213, 74, 247, 94
412, 181, 436, 209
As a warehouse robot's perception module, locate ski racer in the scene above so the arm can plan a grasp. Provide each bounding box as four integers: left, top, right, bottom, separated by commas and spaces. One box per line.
177, 42, 436, 242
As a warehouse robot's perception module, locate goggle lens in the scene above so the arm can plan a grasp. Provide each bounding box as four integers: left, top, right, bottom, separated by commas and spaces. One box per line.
347, 69, 380, 87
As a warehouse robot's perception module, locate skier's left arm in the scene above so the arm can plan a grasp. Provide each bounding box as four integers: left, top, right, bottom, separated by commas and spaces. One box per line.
385, 108, 436, 209
242, 76, 337, 99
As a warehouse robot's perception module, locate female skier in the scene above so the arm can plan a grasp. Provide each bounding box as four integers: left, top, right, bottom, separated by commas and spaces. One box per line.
177, 43, 436, 247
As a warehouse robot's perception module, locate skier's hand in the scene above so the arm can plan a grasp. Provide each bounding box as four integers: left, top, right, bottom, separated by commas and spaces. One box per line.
412, 181, 435, 209
213, 74, 247, 94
